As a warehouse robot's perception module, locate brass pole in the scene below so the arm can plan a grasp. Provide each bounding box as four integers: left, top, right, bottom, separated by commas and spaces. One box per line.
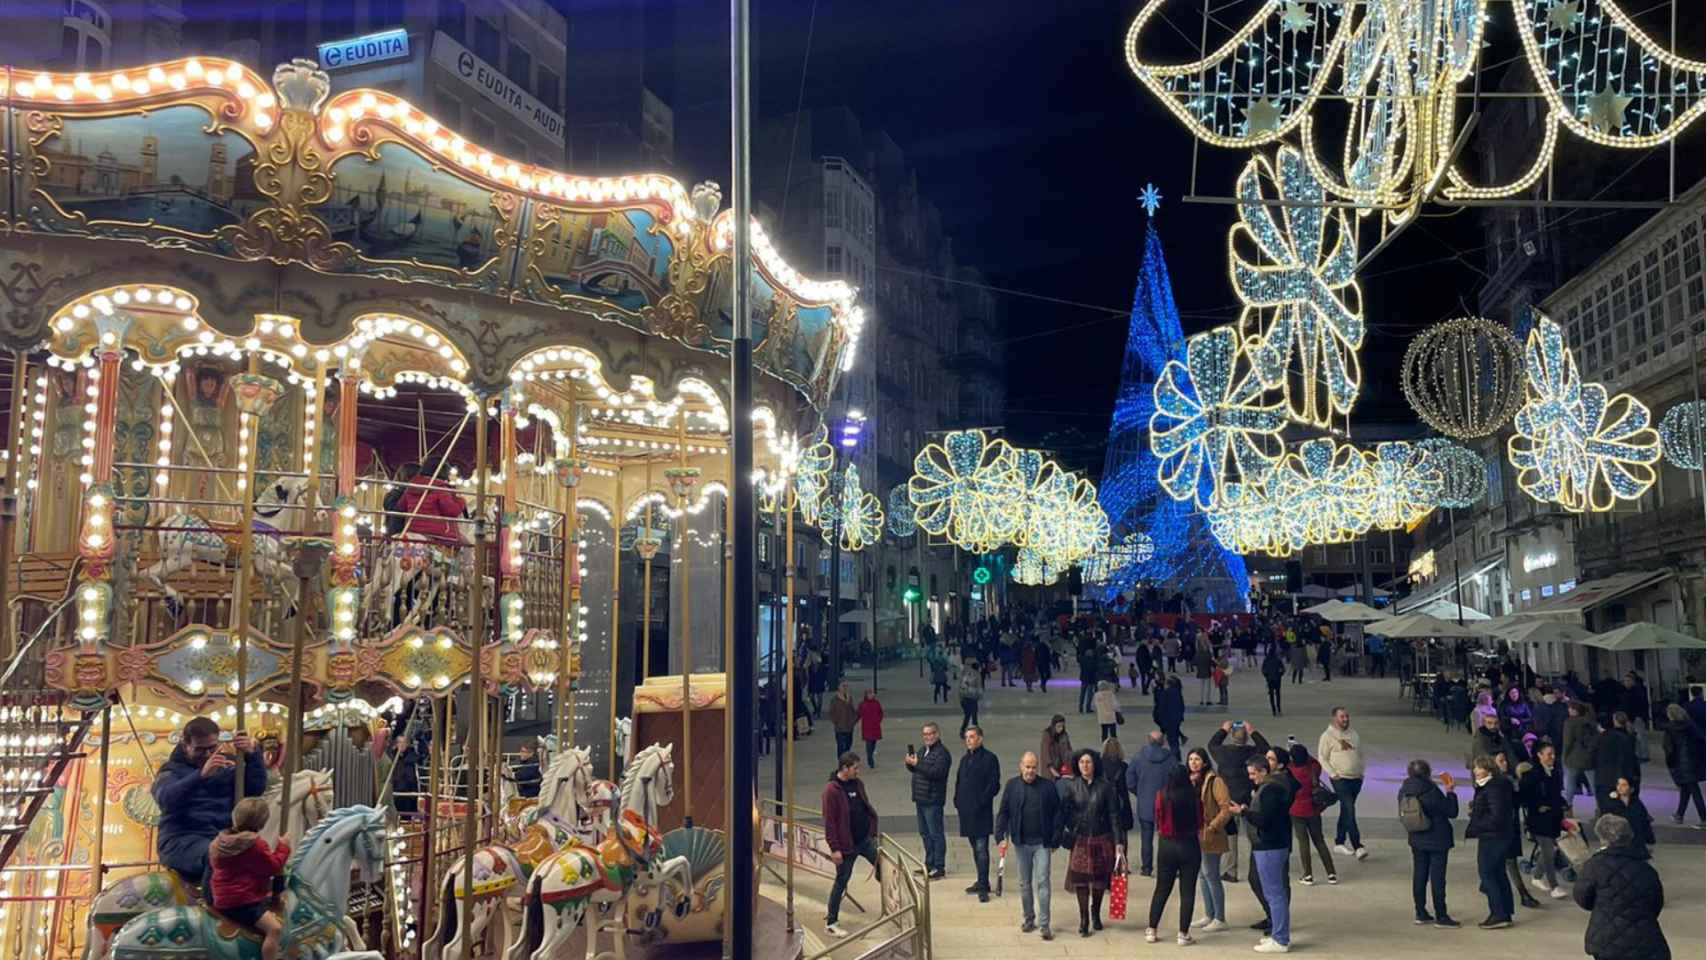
559, 392, 578, 746
279, 364, 327, 840
458, 403, 489, 960
783, 505, 797, 929
642, 457, 653, 680
677, 418, 692, 820
420, 695, 443, 960
609, 468, 623, 778
0, 351, 23, 662
90, 702, 112, 894
232, 354, 261, 800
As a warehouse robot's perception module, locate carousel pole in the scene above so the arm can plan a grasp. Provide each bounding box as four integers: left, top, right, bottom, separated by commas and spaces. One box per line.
229, 359, 281, 801
0, 350, 22, 661
609, 468, 623, 778
728, 0, 760, 947
676, 418, 694, 822
642, 457, 654, 679
90, 700, 112, 893
783, 503, 797, 931
458, 400, 490, 960
279, 364, 329, 840
557, 393, 579, 747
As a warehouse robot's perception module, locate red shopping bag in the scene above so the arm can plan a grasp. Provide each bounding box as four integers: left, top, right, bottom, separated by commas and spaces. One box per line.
1108, 856, 1128, 920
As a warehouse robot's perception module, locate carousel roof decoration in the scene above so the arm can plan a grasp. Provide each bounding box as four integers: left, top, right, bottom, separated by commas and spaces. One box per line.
1508, 312, 1662, 512
1124, 0, 1706, 214
1403, 318, 1527, 439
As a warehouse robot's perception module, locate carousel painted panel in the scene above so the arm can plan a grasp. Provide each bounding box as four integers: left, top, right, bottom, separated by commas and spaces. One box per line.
516, 202, 678, 320
45, 624, 308, 713
18, 104, 268, 256
310, 142, 519, 292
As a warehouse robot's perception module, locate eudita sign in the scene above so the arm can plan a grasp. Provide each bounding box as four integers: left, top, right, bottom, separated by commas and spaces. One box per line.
431, 32, 565, 143
317, 29, 410, 70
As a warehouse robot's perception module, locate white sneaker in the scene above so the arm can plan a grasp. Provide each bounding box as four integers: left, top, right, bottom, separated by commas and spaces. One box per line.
1254, 940, 1291, 953
1204, 919, 1230, 932
1549, 886, 1570, 900
1193, 916, 1213, 929
1333, 843, 1354, 856
1353, 846, 1369, 861
1530, 877, 1552, 892
1177, 933, 1196, 946
826, 923, 848, 937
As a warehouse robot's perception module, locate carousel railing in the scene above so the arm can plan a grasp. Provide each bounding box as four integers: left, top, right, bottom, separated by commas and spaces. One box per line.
0, 689, 98, 873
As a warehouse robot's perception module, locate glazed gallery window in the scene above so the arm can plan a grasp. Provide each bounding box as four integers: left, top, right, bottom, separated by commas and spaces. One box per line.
60, 0, 110, 70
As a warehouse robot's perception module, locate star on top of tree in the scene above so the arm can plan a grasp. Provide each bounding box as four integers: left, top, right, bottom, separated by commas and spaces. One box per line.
1139, 183, 1163, 217
1547, 0, 1583, 31
1243, 98, 1284, 135
1585, 86, 1633, 134
1280, 1, 1312, 32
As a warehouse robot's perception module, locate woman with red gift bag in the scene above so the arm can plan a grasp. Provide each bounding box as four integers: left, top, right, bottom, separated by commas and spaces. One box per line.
1148, 763, 1203, 944
1060, 749, 1126, 937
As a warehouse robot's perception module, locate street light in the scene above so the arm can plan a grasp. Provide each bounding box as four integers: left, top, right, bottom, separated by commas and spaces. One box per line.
827, 408, 868, 688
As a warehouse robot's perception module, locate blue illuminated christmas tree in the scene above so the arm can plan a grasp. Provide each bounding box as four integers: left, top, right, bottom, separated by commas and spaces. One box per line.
1096, 193, 1248, 611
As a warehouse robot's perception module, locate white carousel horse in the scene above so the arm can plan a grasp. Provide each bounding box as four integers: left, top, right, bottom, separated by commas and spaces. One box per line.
108, 804, 387, 960
422, 747, 596, 960
84, 769, 333, 960
613, 717, 633, 769
144, 476, 313, 620
505, 743, 691, 960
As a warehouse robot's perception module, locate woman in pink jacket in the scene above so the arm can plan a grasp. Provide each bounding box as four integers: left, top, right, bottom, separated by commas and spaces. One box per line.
858, 689, 885, 769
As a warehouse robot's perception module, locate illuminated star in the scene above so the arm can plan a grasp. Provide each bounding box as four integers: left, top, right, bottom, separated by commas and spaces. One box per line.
1243, 97, 1283, 135
1280, 1, 1311, 32
1547, 0, 1583, 32
1584, 86, 1633, 134
1139, 183, 1163, 217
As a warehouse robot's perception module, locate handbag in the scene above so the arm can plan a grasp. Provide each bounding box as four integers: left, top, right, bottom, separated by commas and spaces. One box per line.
1115, 711, 1126, 725
1312, 779, 1339, 810
1107, 854, 1129, 920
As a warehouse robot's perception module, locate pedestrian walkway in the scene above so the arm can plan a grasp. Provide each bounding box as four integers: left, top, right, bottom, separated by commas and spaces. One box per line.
760, 654, 1706, 957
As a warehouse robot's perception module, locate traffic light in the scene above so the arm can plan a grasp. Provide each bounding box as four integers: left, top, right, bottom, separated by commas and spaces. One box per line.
903, 585, 922, 603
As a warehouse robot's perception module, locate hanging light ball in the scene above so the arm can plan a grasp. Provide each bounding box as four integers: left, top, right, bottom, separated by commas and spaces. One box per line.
1660, 400, 1706, 470
1402, 317, 1525, 439
886, 485, 917, 537
1418, 437, 1487, 509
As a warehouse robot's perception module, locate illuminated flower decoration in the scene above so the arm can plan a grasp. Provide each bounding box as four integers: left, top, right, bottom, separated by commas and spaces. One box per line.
1508, 314, 1660, 512
1150, 325, 1286, 509
908, 429, 1023, 550
1207, 482, 1293, 557
1128, 532, 1156, 565
837, 464, 885, 552
1011, 448, 1071, 551
1012, 548, 1061, 586
1231, 146, 1366, 426
1659, 400, 1706, 470
1055, 477, 1112, 566
1417, 438, 1488, 509
1269, 438, 1374, 547
886, 484, 917, 538
793, 424, 834, 526
1365, 441, 1443, 530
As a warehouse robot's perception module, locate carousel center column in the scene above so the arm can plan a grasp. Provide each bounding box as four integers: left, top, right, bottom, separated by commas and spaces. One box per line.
73, 315, 132, 662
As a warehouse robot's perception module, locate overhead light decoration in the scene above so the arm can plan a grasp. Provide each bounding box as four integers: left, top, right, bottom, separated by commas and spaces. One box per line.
1207, 482, 1294, 557
1230, 146, 1365, 426
836, 463, 884, 552
792, 424, 834, 525
1123, 0, 1706, 212
1418, 437, 1488, 509
1268, 437, 1374, 547
885, 484, 917, 537
1403, 318, 1527, 439
1508, 313, 1661, 512
1150, 325, 1286, 509
1659, 400, 1706, 470
1011, 547, 1061, 586
908, 429, 1024, 550
1365, 441, 1444, 530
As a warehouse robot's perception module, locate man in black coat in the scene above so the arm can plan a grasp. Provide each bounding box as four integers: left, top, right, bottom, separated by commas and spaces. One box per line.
906, 722, 952, 879
1208, 720, 1270, 881
1465, 754, 1517, 928
1592, 712, 1642, 810
1573, 814, 1670, 960
995, 751, 1063, 939
1398, 759, 1461, 927
1152, 676, 1186, 759
954, 725, 1002, 901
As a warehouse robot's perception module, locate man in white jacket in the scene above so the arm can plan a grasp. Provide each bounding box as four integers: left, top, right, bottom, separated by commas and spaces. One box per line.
1317, 707, 1368, 861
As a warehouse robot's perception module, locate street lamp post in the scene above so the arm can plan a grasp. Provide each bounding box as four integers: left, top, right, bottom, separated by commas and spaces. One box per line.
826, 410, 865, 689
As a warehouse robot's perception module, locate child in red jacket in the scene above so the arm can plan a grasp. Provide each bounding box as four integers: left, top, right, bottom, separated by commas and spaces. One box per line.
210, 797, 291, 960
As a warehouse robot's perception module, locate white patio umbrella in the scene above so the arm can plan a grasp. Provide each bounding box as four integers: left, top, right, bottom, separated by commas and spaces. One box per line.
1581, 623, 1706, 703
1404, 597, 1490, 621
1323, 601, 1389, 622
1366, 613, 1486, 638
1490, 620, 1600, 645
1302, 600, 1347, 616
1295, 584, 1335, 600
1335, 585, 1393, 598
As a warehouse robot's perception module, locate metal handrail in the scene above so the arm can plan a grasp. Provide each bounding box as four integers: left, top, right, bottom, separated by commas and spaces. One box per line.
0, 563, 82, 693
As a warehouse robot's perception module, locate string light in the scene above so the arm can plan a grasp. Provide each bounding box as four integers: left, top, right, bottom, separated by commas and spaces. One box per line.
1365, 441, 1444, 531
836, 464, 884, 552
1403, 317, 1526, 439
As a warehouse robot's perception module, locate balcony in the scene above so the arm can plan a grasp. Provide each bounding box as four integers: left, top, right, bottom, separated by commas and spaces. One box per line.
1576, 498, 1706, 575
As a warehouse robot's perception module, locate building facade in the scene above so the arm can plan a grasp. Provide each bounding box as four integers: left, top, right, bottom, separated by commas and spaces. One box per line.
0, 0, 186, 70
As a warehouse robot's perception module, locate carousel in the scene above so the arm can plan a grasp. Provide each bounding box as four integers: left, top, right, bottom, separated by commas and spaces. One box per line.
0, 56, 878, 959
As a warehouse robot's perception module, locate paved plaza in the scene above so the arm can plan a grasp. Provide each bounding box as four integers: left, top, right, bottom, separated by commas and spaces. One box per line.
760, 653, 1705, 957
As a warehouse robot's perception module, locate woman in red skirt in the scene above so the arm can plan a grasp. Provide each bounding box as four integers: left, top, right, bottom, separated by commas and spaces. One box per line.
1059, 748, 1127, 937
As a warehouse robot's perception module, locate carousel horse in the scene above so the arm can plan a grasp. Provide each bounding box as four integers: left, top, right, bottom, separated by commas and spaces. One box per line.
506, 744, 691, 960
422, 747, 596, 960
144, 476, 314, 620
85, 769, 333, 960
108, 804, 387, 960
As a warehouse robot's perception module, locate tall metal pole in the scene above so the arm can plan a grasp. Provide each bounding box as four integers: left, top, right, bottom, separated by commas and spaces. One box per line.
727, 0, 758, 951
783, 505, 797, 931
828, 462, 843, 687
609, 469, 624, 778
458, 403, 489, 960
1450, 508, 1466, 626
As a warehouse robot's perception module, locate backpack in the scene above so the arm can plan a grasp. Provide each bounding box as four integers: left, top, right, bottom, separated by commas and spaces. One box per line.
1399, 792, 1431, 833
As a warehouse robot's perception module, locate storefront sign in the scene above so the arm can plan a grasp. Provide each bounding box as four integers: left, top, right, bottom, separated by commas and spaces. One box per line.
432, 32, 565, 142
1523, 550, 1557, 573
318, 29, 411, 70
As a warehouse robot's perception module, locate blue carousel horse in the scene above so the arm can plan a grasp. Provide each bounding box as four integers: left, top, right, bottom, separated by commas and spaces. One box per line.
108, 805, 387, 960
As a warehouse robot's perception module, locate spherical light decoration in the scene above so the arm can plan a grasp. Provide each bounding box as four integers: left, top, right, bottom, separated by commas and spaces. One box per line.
1660, 400, 1706, 470
1012, 547, 1061, 586
886, 484, 917, 537
1417, 437, 1488, 509
1402, 317, 1526, 439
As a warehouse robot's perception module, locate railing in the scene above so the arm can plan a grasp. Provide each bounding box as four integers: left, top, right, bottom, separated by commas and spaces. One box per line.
760, 798, 931, 960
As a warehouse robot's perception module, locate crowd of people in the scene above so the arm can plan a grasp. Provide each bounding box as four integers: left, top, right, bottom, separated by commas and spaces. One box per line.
815, 604, 1682, 958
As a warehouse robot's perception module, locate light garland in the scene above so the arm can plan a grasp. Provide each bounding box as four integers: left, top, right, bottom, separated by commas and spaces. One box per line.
907, 429, 1025, 550
1150, 325, 1286, 509
1660, 400, 1706, 470
1508, 312, 1661, 512
836, 464, 884, 552
1011, 547, 1061, 587
1418, 437, 1488, 509
1403, 318, 1527, 439
1268, 437, 1374, 547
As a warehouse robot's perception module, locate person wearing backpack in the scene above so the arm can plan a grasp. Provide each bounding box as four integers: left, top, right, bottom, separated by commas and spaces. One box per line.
1398, 759, 1461, 927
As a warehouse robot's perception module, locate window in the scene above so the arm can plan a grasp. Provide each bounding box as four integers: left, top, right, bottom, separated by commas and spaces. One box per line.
506, 42, 532, 89
1520, 588, 1533, 603
1560, 579, 1577, 593
437, 0, 466, 43
825, 188, 843, 228
474, 17, 500, 64
469, 111, 497, 147
368, 0, 404, 29
433, 89, 461, 128
1371, 548, 1388, 565
59, 0, 110, 69
826, 245, 842, 273
1541, 584, 1555, 597
536, 66, 560, 114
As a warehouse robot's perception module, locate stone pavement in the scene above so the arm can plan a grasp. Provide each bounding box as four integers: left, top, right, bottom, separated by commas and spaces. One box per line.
758, 653, 1706, 957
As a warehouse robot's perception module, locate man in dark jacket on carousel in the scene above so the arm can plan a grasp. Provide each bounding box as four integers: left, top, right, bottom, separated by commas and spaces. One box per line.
954, 725, 1002, 902
151, 716, 269, 896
